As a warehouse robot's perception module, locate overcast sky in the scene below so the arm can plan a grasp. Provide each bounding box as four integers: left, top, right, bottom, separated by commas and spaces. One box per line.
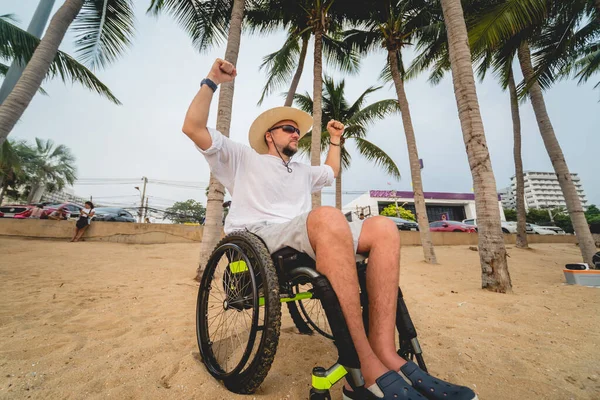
5, 1, 599, 213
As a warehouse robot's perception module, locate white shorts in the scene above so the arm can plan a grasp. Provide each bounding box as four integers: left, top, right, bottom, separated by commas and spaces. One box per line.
245, 212, 365, 260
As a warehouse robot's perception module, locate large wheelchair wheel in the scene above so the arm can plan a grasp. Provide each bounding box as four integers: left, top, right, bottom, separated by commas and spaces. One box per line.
196, 231, 281, 394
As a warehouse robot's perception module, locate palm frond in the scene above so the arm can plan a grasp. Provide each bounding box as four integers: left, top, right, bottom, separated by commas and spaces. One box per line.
0, 14, 18, 23
72, 0, 135, 69
469, 0, 548, 52
347, 85, 382, 116
322, 33, 361, 74
292, 91, 313, 114
147, 0, 232, 52
347, 99, 400, 134
354, 137, 400, 179
342, 27, 383, 55
573, 44, 600, 84
257, 33, 302, 105
0, 17, 120, 103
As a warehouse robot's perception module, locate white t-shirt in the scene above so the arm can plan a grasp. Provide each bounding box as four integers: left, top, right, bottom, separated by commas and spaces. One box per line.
198, 128, 334, 233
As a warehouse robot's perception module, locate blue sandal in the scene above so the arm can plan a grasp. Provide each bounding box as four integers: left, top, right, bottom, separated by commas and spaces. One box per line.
342, 371, 427, 399
398, 361, 478, 400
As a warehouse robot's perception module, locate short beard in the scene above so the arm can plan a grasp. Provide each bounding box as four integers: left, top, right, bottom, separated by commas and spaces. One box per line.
282, 145, 297, 157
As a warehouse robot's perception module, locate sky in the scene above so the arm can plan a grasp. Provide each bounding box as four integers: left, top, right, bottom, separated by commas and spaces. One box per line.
4, 1, 599, 214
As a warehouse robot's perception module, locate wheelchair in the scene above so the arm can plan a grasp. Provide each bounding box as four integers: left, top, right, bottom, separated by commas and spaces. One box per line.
196, 230, 427, 399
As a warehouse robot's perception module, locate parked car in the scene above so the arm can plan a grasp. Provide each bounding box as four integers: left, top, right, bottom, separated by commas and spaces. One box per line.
535, 225, 566, 235
0, 211, 3, 218
430, 220, 477, 233
385, 216, 419, 231
462, 218, 522, 234
42, 203, 83, 220
93, 207, 136, 222
529, 224, 558, 235
1, 204, 34, 218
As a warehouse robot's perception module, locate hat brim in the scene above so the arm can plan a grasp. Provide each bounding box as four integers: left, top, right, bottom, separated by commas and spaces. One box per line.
248, 106, 313, 154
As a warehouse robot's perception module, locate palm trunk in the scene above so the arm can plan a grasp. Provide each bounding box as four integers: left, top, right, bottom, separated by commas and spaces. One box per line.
335, 169, 342, 210
388, 50, 437, 264
440, 0, 512, 292
284, 35, 309, 107
517, 41, 596, 267
0, 0, 84, 147
0, 182, 6, 205
508, 67, 528, 249
196, 0, 245, 280
311, 26, 324, 209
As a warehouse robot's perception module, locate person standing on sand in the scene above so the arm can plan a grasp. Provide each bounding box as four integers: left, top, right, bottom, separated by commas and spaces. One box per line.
71, 202, 95, 242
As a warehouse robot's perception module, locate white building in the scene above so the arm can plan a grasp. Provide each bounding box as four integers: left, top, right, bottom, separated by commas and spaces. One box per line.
342, 190, 505, 222
498, 187, 516, 210
509, 171, 588, 211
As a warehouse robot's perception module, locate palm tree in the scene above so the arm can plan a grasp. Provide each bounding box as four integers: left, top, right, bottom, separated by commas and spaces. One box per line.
439, 0, 512, 292
22, 138, 77, 204
343, 0, 439, 264
0, 0, 135, 147
293, 76, 400, 209
469, 0, 598, 267
148, 0, 246, 278
0, 139, 30, 204
245, 1, 359, 107
0, 14, 117, 103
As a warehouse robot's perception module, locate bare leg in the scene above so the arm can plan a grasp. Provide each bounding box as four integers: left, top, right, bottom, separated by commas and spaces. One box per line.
307, 207, 387, 387
71, 228, 79, 242
356, 216, 406, 371
74, 225, 89, 241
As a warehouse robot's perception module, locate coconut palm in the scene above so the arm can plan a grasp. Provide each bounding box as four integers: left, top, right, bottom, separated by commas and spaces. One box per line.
439, 0, 512, 292
22, 138, 77, 204
148, 0, 246, 278
293, 76, 400, 210
469, 0, 598, 267
243, 0, 366, 208
0, 0, 135, 147
0, 14, 117, 101
342, 0, 439, 264
245, 1, 360, 107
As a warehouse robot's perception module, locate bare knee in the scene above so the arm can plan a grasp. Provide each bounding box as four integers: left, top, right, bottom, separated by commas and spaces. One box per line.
359, 216, 400, 251
307, 206, 352, 245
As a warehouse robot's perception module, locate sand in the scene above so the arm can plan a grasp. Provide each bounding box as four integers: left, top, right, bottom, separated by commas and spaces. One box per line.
0, 238, 598, 400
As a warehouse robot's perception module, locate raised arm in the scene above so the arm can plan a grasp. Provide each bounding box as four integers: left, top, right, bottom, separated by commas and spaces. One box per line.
182, 59, 237, 150
324, 119, 345, 178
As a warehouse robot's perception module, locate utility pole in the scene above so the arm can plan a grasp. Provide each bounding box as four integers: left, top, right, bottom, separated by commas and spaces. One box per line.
0, 0, 56, 104
143, 197, 149, 222
139, 177, 147, 223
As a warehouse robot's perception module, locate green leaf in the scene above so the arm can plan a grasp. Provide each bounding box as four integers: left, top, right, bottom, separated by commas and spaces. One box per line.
0, 17, 120, 103
147, 0, 232, 52
354, 137, 400, 179
72, 0, 135, 69
257, 32, 302, 105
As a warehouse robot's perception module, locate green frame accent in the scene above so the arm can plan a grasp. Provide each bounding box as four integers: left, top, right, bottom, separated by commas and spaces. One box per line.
257, 292, 313, 307
311, 364, 347, 390
229, 260, 248, 273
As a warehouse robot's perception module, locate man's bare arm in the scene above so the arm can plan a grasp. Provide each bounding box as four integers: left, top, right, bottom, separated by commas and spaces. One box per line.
324, 120, 345, 178
182, 58, 237, 150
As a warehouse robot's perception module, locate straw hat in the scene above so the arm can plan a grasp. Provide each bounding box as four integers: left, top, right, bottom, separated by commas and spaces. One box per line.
248, 106, 313, 154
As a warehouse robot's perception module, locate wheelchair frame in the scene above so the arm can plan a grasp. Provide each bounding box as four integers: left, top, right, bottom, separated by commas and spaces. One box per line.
196, 231, 427, 399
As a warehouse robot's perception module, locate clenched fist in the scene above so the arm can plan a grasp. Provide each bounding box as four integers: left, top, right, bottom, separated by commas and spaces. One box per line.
207, 58, 237, 85
327, 119, 345, 138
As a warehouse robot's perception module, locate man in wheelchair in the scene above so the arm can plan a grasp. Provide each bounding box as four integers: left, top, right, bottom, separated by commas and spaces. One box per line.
183, 58, 478, 400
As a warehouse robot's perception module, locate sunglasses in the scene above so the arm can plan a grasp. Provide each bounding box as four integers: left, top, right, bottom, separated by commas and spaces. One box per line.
268, 124, 300, 135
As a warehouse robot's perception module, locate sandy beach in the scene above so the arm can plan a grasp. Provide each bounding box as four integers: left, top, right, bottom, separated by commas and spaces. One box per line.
0, 238, 598, 399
